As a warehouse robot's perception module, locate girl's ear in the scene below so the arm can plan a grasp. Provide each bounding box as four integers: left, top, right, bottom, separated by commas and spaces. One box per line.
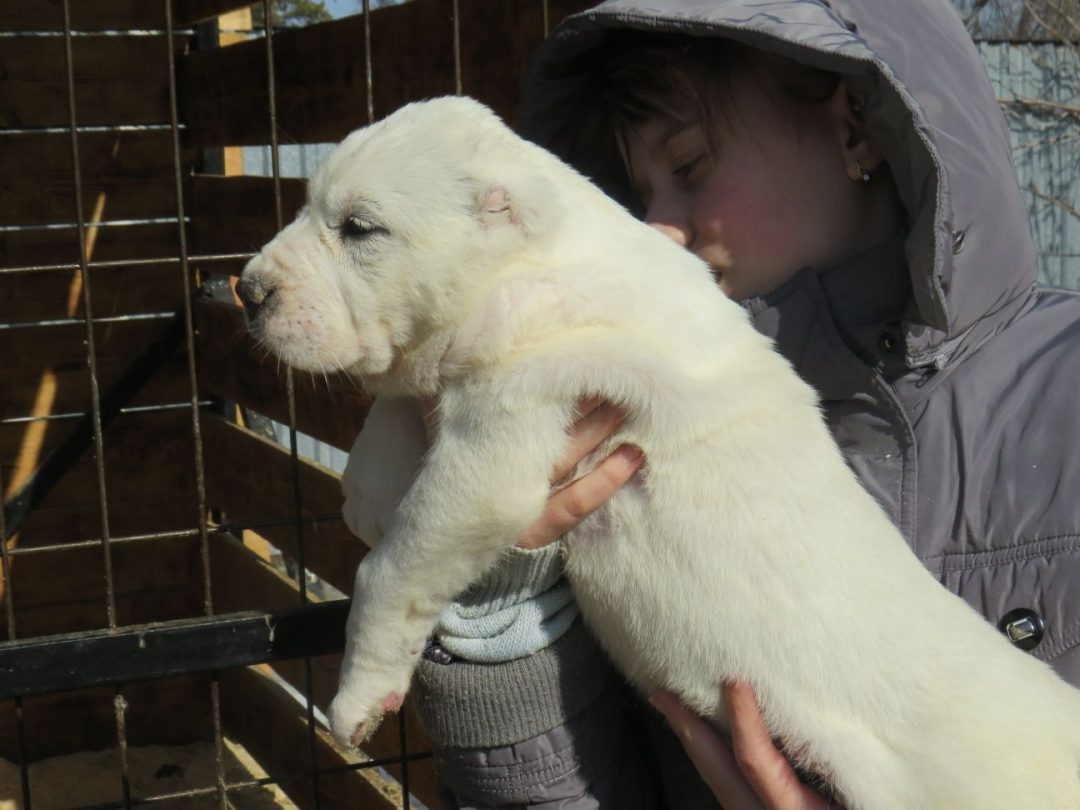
828, 82, 885, 181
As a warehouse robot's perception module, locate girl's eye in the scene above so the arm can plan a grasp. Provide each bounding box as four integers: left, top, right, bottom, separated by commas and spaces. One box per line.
341, 215, 385, 240
673, 155, 705, 182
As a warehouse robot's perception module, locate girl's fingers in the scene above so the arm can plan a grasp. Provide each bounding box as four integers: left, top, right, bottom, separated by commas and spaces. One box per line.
649, 690, 766, 810
548, 400, 626, 485
725, 683, 832, 810
517, 443, 644, 549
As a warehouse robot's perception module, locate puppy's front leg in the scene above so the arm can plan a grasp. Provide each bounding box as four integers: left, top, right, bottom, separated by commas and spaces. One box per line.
341, 396, 428, 547
327, 393, 570, 747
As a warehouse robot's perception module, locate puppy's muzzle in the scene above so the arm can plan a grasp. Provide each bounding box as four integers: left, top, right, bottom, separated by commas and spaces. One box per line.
236, 276, 278, 321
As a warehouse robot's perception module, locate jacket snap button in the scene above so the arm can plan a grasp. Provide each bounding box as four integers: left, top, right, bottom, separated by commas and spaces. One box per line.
877, 331, 898, 353
423, 639, 456, 665
952, 229, 966, 254
998, 608, 1045, 651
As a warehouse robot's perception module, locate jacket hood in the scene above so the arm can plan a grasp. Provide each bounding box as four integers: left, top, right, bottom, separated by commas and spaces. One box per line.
520, 0, 1039, 368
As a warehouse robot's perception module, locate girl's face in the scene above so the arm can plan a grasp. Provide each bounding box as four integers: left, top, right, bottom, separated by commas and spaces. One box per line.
625, 73, 887, 300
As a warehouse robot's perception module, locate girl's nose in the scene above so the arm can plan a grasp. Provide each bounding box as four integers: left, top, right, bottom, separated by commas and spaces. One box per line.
644, 196, 693, 248
649, 221, 692, 247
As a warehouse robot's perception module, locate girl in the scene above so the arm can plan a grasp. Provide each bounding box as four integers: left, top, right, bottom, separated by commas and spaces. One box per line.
405, 1, 1080, 807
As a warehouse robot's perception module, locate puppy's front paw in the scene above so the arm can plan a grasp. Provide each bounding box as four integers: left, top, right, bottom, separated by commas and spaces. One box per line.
328, 689, 405, 748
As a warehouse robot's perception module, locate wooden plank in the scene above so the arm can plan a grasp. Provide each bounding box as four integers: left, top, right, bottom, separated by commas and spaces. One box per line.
451, 0, 546, 118
366, 0, 594, 124
0, 601, 355, 701
3, 529, 202, 640
211, 533, 439, 809
0, 319, 191, 420
181, 0, 460, 148
1, 409, 201, 551
220, 666, 404, 810
179, 0, 599, 148
175, 0, 252, 26
0, 130, 193, 228
219, 8, 253, 40
189, 175, 307, 256
0, 2, 264, 32
0, 34, 186, 129
180, 13, 372, 147
0, 0, 180, 32
2, 675, 214, 762
194, 299, 371, 452
366, 0, 458, 121
0, 222, 182, 271
0, 262, 187, 325
201, 414, 369, 591
210, 532, 346, 705
0, 355, 189, 425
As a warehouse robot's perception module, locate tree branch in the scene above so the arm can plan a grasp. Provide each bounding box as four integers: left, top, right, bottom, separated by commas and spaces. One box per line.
1000, 96, 1080, 117
1029, 181, 1080, 222
965, 0, 996, 29
1036, 0, 1080, 40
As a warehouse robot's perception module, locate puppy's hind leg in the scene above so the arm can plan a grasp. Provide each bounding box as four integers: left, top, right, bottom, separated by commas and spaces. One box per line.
784, 717, 924, 810
327, 394, 571, 747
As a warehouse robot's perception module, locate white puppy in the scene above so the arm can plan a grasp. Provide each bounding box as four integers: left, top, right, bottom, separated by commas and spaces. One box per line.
238, 97, 1080, 810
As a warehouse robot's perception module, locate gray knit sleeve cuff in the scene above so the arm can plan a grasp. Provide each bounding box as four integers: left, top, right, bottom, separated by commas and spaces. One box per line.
411, 618, 618, 749
435, 543, 579, 663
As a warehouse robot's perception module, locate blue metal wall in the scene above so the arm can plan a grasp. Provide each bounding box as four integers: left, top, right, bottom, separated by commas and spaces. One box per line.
979, 42, 1080, 289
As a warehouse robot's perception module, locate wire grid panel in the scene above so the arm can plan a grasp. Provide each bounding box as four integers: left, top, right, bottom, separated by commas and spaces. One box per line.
0, 0, 511, 805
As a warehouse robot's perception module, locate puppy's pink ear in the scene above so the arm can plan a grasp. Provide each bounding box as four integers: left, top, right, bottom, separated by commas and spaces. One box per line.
479, 186, 517, 229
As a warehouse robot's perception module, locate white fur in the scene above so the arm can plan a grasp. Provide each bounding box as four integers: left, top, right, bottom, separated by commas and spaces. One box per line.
240, 97, 1080, 810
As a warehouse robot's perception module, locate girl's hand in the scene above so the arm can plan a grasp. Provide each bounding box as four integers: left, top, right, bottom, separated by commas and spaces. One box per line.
650, 684, 841, 810
415, 396, 643, 550
517, 397, 644, 549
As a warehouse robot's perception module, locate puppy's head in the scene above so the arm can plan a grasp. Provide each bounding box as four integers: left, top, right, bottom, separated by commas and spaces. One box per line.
237, 97, 560, 386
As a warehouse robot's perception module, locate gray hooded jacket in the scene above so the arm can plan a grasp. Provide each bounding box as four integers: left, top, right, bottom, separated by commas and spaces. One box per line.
414, 1, 1080, 806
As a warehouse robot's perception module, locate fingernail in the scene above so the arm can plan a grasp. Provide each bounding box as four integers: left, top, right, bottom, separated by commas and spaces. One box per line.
579, 396, 604, 415
620, 444, 644, 463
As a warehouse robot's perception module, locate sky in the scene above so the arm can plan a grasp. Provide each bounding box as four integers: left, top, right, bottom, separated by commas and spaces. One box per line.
325, 0, 359, 17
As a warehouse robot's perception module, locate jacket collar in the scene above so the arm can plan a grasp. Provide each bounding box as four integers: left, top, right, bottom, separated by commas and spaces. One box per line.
742, 237, 911, 399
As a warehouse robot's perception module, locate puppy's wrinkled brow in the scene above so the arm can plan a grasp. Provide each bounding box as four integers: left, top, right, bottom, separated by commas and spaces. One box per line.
329, 195, 383, 223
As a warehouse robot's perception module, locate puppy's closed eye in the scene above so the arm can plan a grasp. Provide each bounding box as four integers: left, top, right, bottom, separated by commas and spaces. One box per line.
341, 215, 387, 241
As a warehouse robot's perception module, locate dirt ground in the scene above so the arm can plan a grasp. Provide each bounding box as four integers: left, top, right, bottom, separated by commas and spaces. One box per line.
0, 738, 294, 809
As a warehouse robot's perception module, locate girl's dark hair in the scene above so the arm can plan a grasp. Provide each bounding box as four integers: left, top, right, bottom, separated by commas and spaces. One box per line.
598, 31, 843, 157
527, 31, 842, 209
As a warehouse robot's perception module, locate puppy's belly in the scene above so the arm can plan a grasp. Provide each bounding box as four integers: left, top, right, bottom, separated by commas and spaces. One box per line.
562, 495, 732, 720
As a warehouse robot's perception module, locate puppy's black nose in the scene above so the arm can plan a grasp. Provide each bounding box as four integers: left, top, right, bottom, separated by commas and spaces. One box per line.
236, 276, 276, 319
